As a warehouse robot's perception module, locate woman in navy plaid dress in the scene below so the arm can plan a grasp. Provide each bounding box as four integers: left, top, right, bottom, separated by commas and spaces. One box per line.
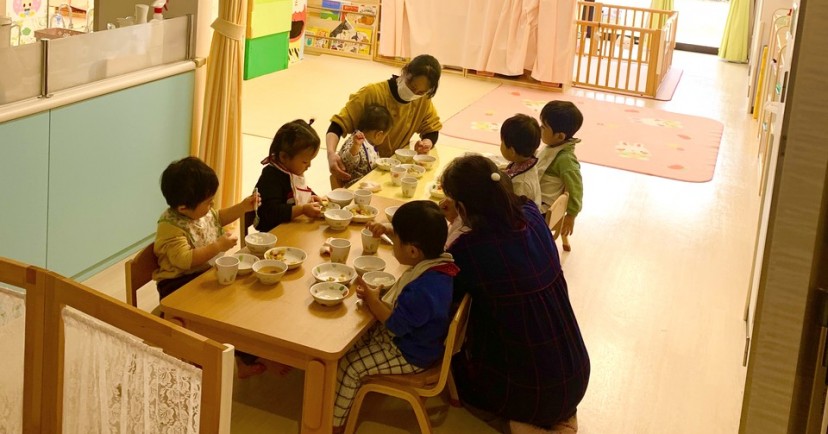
442, 155, 590, 432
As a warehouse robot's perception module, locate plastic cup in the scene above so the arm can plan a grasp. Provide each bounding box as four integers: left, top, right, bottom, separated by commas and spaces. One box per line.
215, 256, 240, 285
361, 228, 380, 254
401, 176, 418, 198
329, 238, 351, 264
354, 189, 373, 206
390, 166, 406, 186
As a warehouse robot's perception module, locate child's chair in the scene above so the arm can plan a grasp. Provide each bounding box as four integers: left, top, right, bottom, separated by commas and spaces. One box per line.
124, 242, 157, 309
545, 192, 571, 252
343, 294, 472, 434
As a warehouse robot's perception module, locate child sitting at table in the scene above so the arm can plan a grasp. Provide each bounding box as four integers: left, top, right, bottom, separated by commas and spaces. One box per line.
254, 119, 323, 232
337, 104, 393, 188
153, 157, 267, 378
332, 201, 459, 432
500, 113, 542, 208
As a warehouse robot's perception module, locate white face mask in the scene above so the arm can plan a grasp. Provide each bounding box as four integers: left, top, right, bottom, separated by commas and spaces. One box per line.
396, 76, 423, 102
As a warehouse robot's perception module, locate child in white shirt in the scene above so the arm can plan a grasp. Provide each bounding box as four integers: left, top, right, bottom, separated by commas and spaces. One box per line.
500, 114, 542, 208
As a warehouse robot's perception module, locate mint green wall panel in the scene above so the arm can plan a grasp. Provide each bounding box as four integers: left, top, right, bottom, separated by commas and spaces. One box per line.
47, 72, 194, 277
0, 113, 50, 267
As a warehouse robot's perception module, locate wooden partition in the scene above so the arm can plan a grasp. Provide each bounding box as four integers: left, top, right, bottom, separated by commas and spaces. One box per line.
573, 2, 678, 98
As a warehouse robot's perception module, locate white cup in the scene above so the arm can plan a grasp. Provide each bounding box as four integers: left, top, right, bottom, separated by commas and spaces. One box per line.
354, 189, 373, 206
329, 238, 351, 264
401, 176, 418, 198
390, 166, 406, 186
361, 228, 380, 254
215, 256, 240, 285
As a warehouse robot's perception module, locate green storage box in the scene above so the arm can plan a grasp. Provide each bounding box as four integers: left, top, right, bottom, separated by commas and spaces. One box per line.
244, 31, 289, 80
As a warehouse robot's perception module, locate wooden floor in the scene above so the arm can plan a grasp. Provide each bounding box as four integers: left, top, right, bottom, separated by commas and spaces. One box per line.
83, 51, 757, 433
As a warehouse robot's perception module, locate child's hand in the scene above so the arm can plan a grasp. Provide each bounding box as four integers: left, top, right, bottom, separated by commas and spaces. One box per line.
216, 232, 238, 252
366, 221, 391, 238
439, 198, 458, 223
354, 276, 367, 299
414, 139, 433, 154
353, 130, 365, 146
561, 214, 576, 236
310, 195, 323, 203
242, 191, 261, 212
302, 202, 322, 218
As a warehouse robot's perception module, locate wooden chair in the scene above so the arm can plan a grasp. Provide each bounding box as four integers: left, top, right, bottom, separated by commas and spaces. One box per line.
545, 192, 571, 252
344, 294, 472, 434
124, 242, 157, 308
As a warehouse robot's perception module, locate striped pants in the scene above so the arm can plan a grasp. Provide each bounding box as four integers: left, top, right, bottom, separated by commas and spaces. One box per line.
333, 324, 424, 427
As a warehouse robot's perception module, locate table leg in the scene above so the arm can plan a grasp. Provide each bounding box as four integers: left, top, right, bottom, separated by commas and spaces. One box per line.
301, 358, 338, 434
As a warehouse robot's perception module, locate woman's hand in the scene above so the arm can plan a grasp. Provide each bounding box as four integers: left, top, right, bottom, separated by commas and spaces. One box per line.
414, 138, 433, 154
439, 197, 458, 223
327, 151, 352, 182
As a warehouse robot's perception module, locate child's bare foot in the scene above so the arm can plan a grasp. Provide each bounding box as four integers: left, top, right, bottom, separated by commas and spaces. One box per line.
236, 361, 267, 379
262, 359, 293, 377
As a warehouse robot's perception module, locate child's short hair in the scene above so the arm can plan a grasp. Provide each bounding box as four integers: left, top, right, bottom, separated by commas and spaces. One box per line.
269, 119, 320, 159
357, 105, 393, 133
391, 201, 447, 259
540, 101, 584, 139
500, 114, 541, 157
160, 156, 218, 210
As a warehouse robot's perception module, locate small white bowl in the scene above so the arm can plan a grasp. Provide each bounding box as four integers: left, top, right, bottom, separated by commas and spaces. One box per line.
312, 262, 356, 284
263, 247, 307, 270
375, 158, 400, 171
362, 271, 397, 291
428, 181, 445, 199
309, 282, 349, 306
232, 253, 258, 275
400, 164, 426, 179
252, 259, 287, 284
344, 204, 378, 224
325, 209, 353, 231
394, 148, 416, 163
384, 205, 399, 222
353, 256, 386, 276
245, 232, 278, 254
413, 154, 437, 170
327, 188, 354, 207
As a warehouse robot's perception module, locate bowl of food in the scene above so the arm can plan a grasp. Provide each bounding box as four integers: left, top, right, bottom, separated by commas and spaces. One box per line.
312, 262, 356, 284
252, 259, 288, 284
394, 148, 416, 163
344, 204, 378, 224
413, 154, 437, 170
326, 188, 354, 207
400, 164, 426, 179
428, 181, 445, 199
384, 205, 399, 222
245, 232, 278, 254
309, 282, 350, 306
353, 256, 386, 276
375, 158, 400, 171
232, 253, 259, 275
264, 247, 307, 270
362, 271, 397, 291
325, 209, 353, 231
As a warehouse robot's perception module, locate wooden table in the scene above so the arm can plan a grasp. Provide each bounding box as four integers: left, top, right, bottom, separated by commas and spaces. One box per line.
355, 144, 467, 200
161, 195, 406, 434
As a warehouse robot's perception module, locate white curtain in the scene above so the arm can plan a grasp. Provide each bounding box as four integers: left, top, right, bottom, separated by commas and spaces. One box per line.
62, 307, 203, 433
0, 287, 25, 434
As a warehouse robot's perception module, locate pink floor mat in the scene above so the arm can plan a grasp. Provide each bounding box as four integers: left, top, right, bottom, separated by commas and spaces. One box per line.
441, 86, 723, 182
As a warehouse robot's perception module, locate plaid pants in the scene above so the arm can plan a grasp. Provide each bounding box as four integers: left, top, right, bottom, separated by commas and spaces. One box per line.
333, 324, 424, 427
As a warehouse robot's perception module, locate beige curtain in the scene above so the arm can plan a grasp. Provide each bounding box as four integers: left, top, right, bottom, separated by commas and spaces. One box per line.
198, 0, 248, 209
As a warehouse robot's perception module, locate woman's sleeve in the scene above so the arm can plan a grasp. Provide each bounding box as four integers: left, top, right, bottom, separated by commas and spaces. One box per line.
255, 169, 294, 232
330, 87, 370, 135
418, 100, 443, 135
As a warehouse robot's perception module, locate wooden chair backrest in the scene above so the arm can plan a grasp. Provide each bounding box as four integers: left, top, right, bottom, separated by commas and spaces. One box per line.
125, 242, 157, 308
419, 293, 471, 397
545, 192, 569, 235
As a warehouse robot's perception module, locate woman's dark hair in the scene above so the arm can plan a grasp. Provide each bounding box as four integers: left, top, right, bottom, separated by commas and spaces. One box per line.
402, 54, 441, 98
392, 201, 448, 259
540, 101, 584, 139
357, 105, 393, 132
441, 155, 526, 232
269, 119, 320, 161
500, 114, 541, 157
160, 156, 219, 210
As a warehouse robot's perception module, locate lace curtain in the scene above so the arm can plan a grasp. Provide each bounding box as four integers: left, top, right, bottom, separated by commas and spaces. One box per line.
62, 306, 203, 434
0, 285, 25, 434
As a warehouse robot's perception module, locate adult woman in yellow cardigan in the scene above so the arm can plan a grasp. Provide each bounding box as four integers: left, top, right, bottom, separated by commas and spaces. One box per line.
326, 54, 443, 184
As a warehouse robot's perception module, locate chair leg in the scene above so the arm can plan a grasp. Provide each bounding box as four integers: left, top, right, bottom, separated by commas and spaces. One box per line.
343, 387, 371, 434
446, 370, 462, 407
561, 233, 571, 252
407, 395, 433, 434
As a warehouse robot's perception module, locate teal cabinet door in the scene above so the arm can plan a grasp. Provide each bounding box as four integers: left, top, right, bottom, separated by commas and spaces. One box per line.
0, 113, 50, 267
47, 72, 194, 277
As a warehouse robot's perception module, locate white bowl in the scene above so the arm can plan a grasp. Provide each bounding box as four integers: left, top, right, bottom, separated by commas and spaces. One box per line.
232, 253, 258, 275
353, 256, 386, 276
252, 259, 287, 284
344, 204, 378, 224
263, 247, 307, 270
309, 282, 350, 306
384, 205, 399, 222
428, 181, 445, 199
362, 271, 397, 291
312, 262, 357, 284
394, 148, 416, 163
325, 209, 353, 231
413, 154, 437, 170
400, 164, 426, 179
245, 232, 278, 254
327, 188, 354, 207
375, 158, 400, 171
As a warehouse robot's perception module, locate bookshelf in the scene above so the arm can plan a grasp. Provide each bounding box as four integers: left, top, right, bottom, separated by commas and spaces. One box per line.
304, 0, 379, 60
